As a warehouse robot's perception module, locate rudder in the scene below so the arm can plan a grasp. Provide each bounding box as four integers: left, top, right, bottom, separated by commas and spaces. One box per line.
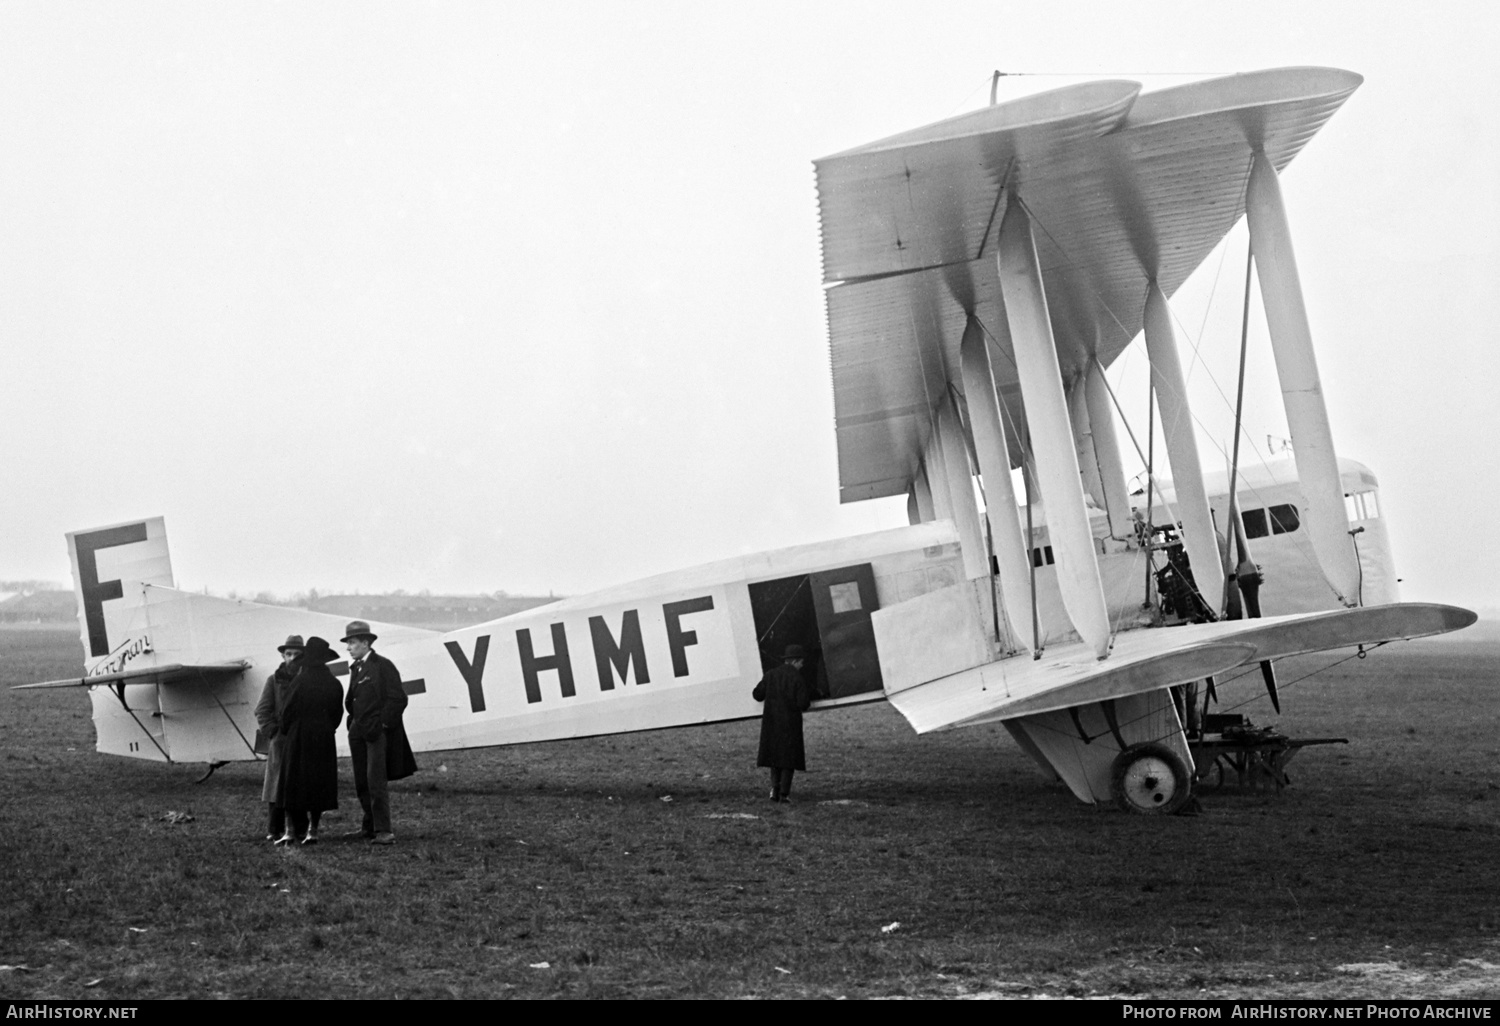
66, 517, 173, 669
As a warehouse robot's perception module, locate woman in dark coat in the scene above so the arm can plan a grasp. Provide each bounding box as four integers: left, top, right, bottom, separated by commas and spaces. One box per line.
275, 636, 344, 845
753, 644, 811, 803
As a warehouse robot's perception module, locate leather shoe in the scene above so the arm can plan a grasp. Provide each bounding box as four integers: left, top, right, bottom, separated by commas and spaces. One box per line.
371, 832, 396, 846
272, 833, 296, 846
342, 828, 374, 840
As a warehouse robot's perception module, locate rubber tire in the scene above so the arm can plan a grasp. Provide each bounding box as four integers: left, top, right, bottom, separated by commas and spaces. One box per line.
1110, 742, 1193, 815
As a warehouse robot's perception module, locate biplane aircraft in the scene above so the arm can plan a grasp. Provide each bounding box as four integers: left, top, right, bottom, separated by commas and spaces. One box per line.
18, 67, 1475, 813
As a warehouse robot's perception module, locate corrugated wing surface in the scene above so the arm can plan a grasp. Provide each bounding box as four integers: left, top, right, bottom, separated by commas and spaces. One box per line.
816, 68, 1361, 503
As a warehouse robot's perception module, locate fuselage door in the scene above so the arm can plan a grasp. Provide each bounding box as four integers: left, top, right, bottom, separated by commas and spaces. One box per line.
809, 564, 883, 699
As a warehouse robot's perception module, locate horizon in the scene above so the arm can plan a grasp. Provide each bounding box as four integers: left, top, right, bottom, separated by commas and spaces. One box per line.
3, 2, 1494, 610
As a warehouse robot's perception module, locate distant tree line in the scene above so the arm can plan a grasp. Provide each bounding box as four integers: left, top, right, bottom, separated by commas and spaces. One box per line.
0, 585, 557, 630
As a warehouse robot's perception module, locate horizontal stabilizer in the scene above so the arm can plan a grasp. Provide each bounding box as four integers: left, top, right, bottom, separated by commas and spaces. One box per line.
13, 661, 250, 690
888, 602, 1476, 734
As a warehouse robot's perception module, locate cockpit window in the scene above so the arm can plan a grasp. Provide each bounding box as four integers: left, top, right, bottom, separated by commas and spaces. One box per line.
1344, 490, 1381, 522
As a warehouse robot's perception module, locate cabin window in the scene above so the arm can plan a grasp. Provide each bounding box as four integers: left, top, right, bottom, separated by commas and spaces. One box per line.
1241, 504, 1300, 538
1031, 545, 1055, 567
1269, 503, 1300, 535
1344, 490, 1381, 522
828, 581, 862, 614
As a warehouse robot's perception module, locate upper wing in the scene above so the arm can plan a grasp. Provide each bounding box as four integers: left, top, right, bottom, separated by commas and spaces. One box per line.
13, 661, 250, 690
816, 67, 1362, 502
885, 603, 1476, 734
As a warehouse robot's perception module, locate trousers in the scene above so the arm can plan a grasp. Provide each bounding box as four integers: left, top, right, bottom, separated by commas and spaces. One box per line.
768, 767, 795, 799
349, 731, 391, 835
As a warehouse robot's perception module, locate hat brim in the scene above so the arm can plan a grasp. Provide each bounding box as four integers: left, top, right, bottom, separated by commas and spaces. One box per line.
276, 644, 305, 653
340, 632, 377, 643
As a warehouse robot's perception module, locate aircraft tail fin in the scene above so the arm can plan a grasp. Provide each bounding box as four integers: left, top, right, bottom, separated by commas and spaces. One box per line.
65, 517, 174, 671
52, 516, 438, 766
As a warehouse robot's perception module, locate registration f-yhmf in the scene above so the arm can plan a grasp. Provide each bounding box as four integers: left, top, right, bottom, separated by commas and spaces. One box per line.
20, 67, 1475, 813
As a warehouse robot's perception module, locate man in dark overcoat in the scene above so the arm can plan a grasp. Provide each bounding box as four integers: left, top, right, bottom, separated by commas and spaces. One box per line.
342, 620, 417, 845
275, 636, 344, 845
753, 644, 811, 802
254, 635, 303, 841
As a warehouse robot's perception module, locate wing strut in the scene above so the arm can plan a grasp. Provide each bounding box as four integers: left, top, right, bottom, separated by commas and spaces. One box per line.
1023, 446, 1042, 657
1218, 238, 1283, 713
1144, 282, 1224, 609
1222, 241, 1256, 618
1247, 152, 1360, 605
959, 317, 1032, 652
998, 198, 1110, 658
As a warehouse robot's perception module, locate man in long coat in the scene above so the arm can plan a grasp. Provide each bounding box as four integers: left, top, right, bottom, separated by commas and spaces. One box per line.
275, 636, 344, 845
342, 620, 417, 845
753, 644, 811, 803
253, 635, 303, 841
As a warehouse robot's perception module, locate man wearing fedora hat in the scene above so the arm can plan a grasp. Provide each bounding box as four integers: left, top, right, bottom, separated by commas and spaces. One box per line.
752, 644, 813, 803
253, 635, 304, 841
342, 620, 416, 844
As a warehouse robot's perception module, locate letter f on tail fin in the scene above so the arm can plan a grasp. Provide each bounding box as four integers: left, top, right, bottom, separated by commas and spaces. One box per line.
66, 517, 174, 668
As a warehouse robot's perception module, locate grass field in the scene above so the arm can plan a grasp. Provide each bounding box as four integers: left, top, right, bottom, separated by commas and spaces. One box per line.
1, 621, 1498, 999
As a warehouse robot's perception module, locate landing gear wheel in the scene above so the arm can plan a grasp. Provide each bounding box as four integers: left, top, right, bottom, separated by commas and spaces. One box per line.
1110, 742, 1192, 815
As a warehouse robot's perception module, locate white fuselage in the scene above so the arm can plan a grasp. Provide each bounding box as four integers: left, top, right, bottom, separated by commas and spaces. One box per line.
71, 455, 1398, 768
85, 522, 968, 763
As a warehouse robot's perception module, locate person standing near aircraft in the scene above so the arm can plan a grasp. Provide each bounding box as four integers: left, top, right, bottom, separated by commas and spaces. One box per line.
275, 636, 344, 845
753, 644, 811, 803
342, 620, 417, 845
253, 635, 303, 841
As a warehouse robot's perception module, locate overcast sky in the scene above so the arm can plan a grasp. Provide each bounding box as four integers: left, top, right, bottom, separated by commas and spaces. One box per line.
1, 1, 1494, 611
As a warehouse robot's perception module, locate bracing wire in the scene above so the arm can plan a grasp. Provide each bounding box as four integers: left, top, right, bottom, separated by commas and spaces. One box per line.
969, 168, 1346, 633
1014, 194, 1135, 344
1220, 240, 1257, 618
756, 577, 810, 654
1030, 185, 1339, 607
